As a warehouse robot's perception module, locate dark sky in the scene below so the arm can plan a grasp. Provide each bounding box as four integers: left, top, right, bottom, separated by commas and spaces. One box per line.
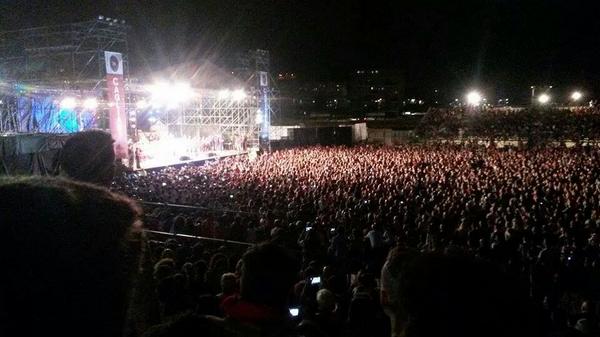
1, 0, 600, 100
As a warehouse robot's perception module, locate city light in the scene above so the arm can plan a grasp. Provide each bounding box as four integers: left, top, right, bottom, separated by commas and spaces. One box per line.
466, 91, 482, 106
60, 97, 77, 109
537, 93, 550, 104
83, 97, 98, 110
571, 91, 583, 101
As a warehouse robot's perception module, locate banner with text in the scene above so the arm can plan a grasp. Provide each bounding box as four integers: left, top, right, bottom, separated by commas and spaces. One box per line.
104, 51, 127, 159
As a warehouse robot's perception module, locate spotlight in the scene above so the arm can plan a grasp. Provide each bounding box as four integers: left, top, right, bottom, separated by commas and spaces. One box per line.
231, 89, 246, 101
60, 97, 77, 109
83, 97, 98, 110
146, 81, 193, 108
172, 82, 194, 104
466, 91, 482, 106
218, 89, 231, 100
537, 93, 550, 104
255, 109, 263, 124
136, 99, 149, 109
571, 91, 583, 101
146, 82, 170, 107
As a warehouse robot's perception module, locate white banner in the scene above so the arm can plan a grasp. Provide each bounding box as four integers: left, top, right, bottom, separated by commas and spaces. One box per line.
104, 51, 123, 75
259, 71, 268, 87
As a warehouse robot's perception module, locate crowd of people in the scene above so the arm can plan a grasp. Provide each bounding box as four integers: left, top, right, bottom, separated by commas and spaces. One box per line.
3, 129, 600, 337
416, 106, 600, 142
112, 144, 600, 336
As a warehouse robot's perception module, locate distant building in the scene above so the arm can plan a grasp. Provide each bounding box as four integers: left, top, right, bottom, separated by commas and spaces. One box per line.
275, 69, 404, 120
348, 69, 404, 116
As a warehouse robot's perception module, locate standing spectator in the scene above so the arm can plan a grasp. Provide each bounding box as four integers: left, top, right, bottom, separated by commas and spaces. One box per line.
0, 177, 143, 337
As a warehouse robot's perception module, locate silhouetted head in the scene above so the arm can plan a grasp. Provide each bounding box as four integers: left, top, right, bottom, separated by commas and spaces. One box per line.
0, 176, 143, 337
60, 130, 116, 186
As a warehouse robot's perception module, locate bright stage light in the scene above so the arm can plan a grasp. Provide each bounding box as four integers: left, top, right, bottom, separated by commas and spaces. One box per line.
60, 97, 77, 109
146, 82, 169, 107
466, 91, 482, 106
571, 91, 583, 101
255, 109, 263, 124
218, 89, 231, 100
231, 89, 246, 101
538, 93, 550, 104
136, 99, 149, 109
171, 82, 194, 105
146, 81, 193, 108
83, 97, 98, 110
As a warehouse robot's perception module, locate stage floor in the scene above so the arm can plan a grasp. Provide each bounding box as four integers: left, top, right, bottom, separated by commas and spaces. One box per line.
138, 150, 247, 171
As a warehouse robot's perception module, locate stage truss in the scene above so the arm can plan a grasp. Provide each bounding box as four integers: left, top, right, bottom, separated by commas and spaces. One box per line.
0, 17, 128, 87
151, 89, 260, 149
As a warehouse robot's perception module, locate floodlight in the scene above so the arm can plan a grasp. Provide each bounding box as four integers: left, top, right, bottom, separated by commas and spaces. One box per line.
83, 97, 98, 110
231, 89, 246, 101
571, 91, 583, 101
146, 81, 193, 108
255, 109, 263, 124
146, 82, 170, 107
60, 97, 77, 109
466, 91, 482, 106
136, 99, 149, 109
172, 82, 194, 103
537, 93, 550, 104
218, 89, 231, 100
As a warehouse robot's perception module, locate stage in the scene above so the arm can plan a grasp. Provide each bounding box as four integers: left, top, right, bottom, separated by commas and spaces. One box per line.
139, 149, 249, 171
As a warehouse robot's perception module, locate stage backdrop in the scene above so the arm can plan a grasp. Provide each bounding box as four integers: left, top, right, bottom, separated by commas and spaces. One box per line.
105, 51, 128, 159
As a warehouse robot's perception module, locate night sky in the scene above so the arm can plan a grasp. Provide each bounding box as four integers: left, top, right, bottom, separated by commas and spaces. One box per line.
1, 0, 600, 100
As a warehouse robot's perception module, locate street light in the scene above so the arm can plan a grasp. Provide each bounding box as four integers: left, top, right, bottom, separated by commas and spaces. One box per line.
466, 91, 482, 106
571, 91, 583, 101
538, 93, 550, 104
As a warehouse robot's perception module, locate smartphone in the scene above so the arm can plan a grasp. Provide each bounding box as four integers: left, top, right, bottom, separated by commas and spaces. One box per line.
311, 276, 321, 285
305, 227, 312, 232
330, 228, 335, 233
289, 307, 299, 317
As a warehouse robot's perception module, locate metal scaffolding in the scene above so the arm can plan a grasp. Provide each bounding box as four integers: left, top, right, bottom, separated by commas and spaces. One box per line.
235, 49, 274, 147
0, 16, 128, 88
0, 17, 128, 134
153, 89, 260, 149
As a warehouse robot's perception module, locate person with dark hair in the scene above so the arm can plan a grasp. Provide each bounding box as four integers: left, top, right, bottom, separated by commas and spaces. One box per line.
144, 243, 300, 337
218, 272, 239, 304
0, 176, 143, 337
222, 243, 298, 321
380, 247, 408, 337
59, 130, 116, 186
393, 253, 542, 337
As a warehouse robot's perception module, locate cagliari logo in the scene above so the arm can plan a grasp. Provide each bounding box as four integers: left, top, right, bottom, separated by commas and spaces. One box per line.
110, 55, 120, 73
104, 51, 123, 75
